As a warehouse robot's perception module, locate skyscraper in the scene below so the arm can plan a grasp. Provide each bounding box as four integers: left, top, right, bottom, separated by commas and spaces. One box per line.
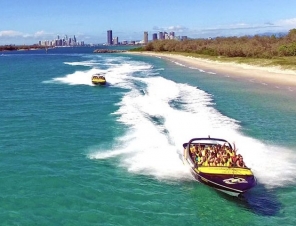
164, 32, 168, 39
152, 33, 158, 41
169, 32, 175, 39
144, 31, 148, 44
107, 30, 113, 45
159, 32, 164, 40
113, 37, 118, 45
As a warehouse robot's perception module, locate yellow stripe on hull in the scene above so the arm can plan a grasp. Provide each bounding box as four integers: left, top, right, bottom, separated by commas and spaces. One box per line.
92, 79, 106, 83
195, 166, 253, 176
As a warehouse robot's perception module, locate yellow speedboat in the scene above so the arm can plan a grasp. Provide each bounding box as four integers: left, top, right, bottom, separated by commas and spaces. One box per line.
92, 74, 106, 85
183, 137, 256, 196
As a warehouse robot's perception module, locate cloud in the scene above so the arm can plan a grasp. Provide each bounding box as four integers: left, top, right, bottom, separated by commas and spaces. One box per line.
167, 25, 189, 32
277, 18, 296, 27
0, 30, 49, 39
152, 26, 164, 31
151, 17, 296, 39
34, 31, 50, 37
264, 22, 274, 26
153, 25, 189, 33
201, 22, 278, 32
0, 30, 24, 37
0, 30, 58, 45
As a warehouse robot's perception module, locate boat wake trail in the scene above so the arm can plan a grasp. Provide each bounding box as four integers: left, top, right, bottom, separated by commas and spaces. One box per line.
44, 56, 153, 87
67, 55, 295, 188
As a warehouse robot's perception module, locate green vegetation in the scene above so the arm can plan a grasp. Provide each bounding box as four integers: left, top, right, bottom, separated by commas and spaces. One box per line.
129, 46, 144, 52
132, 29, 296, 70
0, 45, 47, 51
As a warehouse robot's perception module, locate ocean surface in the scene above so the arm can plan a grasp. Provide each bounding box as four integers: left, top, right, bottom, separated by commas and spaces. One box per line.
1, 47, 296, 226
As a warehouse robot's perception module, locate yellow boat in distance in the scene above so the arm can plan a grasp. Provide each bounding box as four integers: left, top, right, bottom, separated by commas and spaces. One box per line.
91, 74, 106, 85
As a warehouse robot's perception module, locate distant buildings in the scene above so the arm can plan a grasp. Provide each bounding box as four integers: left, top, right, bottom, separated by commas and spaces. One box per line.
143, 31, 148, 44
105, 30, 141, 45
36, 28, 188, 47
39, 34, 84, 47
113, 36, 118, 45
104, 30, 188, 45
157, 31, 187, 41
169, 32, 175, 39
107, 30, 113, 45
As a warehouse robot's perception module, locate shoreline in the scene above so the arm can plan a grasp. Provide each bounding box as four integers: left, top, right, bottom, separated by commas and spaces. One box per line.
127, 51, 296, 89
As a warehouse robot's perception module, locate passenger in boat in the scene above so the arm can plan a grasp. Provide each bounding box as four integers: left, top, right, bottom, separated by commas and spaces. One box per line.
232, 150, 242, 164
208, 152, 217, 166
224, 153, 233, 167
190, 145, 196, 159
197, 153, 204, 166
228, 148, 236, 157
194, 152, 200, 164
200, 146, 206, 156
199, 149, 208, 166
194, 145, 201, 157
236, 155, 246, 168
214, 157, 221, 166
221, 153, 229, 166
211, 145, 216, 153
220, 159, 225, 167
199, 155, 208, 166
233, 142, 238, 153
195, 143, 201, 151
203, 149, 209, 157
217, 149, 225, 160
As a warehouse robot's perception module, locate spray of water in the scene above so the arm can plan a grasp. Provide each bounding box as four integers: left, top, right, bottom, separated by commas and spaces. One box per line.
54, 56, 296, 188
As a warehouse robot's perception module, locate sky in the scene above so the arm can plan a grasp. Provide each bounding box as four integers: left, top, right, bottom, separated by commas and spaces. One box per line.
1, 0, 296, 45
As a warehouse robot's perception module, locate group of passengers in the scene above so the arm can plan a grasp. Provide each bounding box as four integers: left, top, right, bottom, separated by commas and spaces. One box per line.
189, 143, 247, 168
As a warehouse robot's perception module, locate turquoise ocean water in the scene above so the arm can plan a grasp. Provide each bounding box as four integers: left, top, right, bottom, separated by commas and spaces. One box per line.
1, 47, 296, 226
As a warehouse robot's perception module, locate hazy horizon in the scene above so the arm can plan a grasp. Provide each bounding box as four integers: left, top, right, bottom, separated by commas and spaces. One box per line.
1, 0, 296, 45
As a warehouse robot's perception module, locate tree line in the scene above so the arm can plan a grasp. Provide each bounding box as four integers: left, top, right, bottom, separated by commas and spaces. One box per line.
0, 45, 47, 51
139, 29, 296, 58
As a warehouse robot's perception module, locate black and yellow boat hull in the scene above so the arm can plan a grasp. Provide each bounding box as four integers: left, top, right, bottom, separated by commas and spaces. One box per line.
193, 166, 257, 196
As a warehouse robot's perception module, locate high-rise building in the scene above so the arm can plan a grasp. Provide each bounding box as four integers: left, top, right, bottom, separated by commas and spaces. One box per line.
159, 32, 164, 40
113, 37, 118, 45
152, 33, 158, 41
107, 30, 113, 45
169, 32, 175, 39
164, 32, 169, 39
144, 31, 148, 44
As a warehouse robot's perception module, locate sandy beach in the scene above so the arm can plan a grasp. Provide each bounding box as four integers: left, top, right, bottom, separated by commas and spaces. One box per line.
128, 52, 296, 90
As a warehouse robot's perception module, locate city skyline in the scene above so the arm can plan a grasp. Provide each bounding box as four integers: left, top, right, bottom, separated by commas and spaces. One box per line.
1, 0, 296, 45
102, 30, 187, 46
36, 30, 188, 47
38, 34, 85, 47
